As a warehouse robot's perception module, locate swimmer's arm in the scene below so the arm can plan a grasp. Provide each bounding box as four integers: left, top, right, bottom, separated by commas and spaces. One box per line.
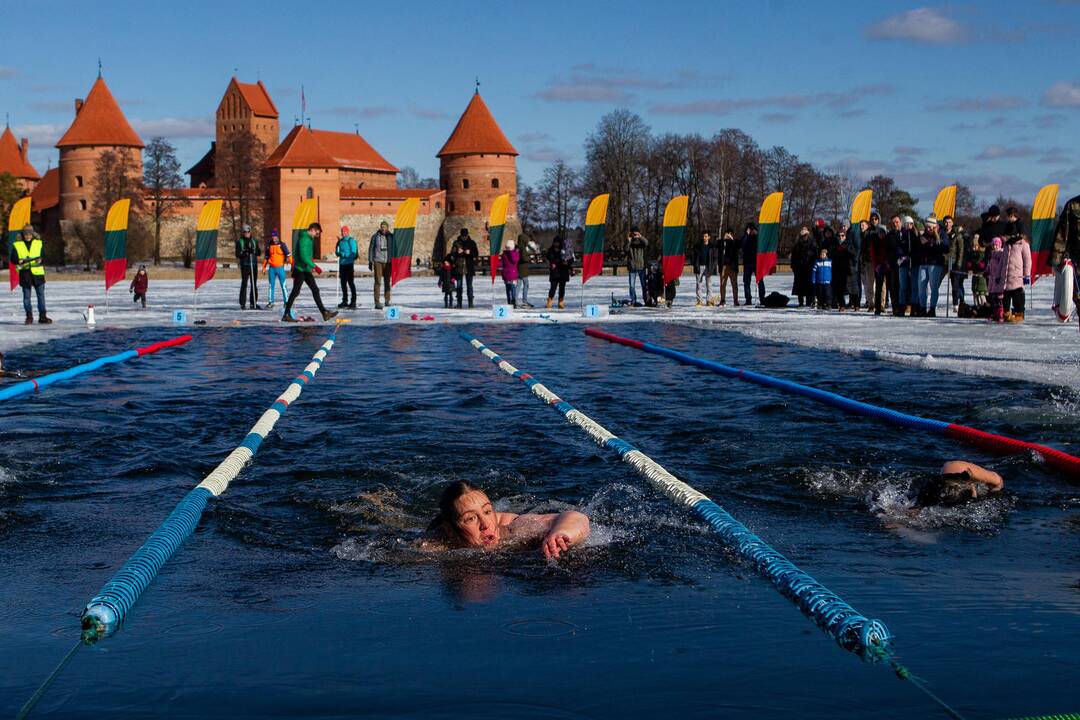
941, 461, 1003, 491
542, 511, 590, 560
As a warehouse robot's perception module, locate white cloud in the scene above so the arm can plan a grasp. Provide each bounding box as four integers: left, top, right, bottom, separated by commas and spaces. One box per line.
866, 7, 965, 44
1042, 80, 1080, 108
131, 117, 214, 139
0, 66, 16, 79
974, 145, 1036, 161
12, 123, 66, 148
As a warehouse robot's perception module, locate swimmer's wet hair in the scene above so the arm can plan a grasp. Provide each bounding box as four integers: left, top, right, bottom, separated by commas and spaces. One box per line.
427, 480, 481, 535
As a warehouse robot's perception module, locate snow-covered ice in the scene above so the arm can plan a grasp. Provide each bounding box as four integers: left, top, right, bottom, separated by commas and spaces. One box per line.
1, 270, 1076, 387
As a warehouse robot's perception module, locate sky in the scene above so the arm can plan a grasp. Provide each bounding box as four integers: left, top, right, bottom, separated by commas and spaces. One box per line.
2, 0, 1078, 210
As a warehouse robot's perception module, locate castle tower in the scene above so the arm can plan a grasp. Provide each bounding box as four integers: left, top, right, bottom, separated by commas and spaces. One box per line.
218, 78, 279, 155
0, 126, 41, 194
56, 76, 144, 223
438, 91, 518, 246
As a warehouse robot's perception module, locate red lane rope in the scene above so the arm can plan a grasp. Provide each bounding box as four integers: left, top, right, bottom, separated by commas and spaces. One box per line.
135, 335, 193, 357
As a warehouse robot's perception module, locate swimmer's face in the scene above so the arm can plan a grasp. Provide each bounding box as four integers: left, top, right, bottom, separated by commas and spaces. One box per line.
452, 490, 499, 549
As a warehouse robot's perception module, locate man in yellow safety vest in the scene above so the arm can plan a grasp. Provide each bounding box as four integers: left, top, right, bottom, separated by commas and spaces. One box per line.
11, 224, 51, 325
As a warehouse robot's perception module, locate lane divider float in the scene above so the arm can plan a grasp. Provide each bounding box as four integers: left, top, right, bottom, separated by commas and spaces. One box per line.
584, 328, 1080, 479
0, 335, 193, 403
80, 332, 337, 644
459, 330, 889, 658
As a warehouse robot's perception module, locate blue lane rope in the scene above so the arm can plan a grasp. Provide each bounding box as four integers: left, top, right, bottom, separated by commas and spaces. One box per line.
0, 335, 193, 403
459, 330, 889, 658
79, 332, 337, 644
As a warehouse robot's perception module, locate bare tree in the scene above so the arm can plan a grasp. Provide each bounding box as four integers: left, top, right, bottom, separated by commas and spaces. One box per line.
538, 159, 581, 236
143, 137, 189, 264
216, 129, 267, 242
179, 227, 196, 268
397, 165, 438, 189
583, 109, 650, 252
517, 181, 540, 235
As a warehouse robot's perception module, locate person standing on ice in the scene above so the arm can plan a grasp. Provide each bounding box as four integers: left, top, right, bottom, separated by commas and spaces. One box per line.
545, 236, 572, 309
235, 224, 261, 310
1051, 193, 1080, 329
986, 237, 1007, 323
790, 227, 815, 307
692, 231, 718, 306
741, 222, 764, 305
368, 221, 393, 309
448, 228, 478, 308
498, 238, 521, 308
717, 228, 740, 306
914, 215, 949, 317
626, 227, 649, 306
335, 225, 358, 310
967, 234, 988, 309
262, 230, 291, 309
515, 235, 533, 308
129, 265, 149, 308
861, 213, 883, 310
811, 247, 832, 309
945, 216, 967, 310
1001, 233, 1031, 323
892, 216, 918, 316
282, 222, 337, 323
11, 224, 51, 325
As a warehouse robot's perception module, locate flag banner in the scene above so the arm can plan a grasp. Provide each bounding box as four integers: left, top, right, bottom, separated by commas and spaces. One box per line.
933, 185, 957, 220
104, 198, 131, 291
582, 193, 610, 285
390, 197, 420, 287
661, 195, 689, 285
1031, 183, 1059, 281
487, 192, 510, 281
756, 191, 784, 280
848, 188, 872, 268
292, 198, 318, 247
194, 200, 223, 290
7, 196, 31, 291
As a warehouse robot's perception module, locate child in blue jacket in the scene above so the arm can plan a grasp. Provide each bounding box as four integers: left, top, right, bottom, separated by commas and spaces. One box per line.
812, 248, 833, 309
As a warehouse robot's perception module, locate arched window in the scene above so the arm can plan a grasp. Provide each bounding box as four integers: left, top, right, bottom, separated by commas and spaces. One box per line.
79, 199, 87, 210
435, 201, 441, 209
75, 175, 83, 188
491, 178, 499, 188
306, 187, 314, 199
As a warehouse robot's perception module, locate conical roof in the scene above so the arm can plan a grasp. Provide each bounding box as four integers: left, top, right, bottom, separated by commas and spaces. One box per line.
0, 126, 40, 180
56, 77, 144, 148
437, 92, 517, 158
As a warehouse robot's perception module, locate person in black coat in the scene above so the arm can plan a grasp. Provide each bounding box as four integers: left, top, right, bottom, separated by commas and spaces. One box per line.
832, 227, 852, 309
450, 228, 479, 308
741, 223, 765, 305
692, 232, 719, 305
790, 227, 816, 306
717, 229, 740, 306
545, 236, 573, 309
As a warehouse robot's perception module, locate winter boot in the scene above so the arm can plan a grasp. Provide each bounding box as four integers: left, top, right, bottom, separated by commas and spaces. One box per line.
558, 299, 566, 309
1007, 311, 1024, 323
281, 313, 298, 322
321, 309, 339, 322
24, 313, 33, 325
546, 297, 554, 309
38, 313, 52, 325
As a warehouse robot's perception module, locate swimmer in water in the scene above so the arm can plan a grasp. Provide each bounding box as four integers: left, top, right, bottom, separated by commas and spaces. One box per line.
423, 481, 590, 559
912, 461, 1004, 508
0, 352, 34, 380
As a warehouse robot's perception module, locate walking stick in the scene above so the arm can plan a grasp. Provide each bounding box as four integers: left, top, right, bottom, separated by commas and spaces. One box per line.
946, 263, 951, 318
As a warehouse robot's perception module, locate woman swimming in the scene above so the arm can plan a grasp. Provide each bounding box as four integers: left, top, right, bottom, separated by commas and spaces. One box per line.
423, 481, 590, 559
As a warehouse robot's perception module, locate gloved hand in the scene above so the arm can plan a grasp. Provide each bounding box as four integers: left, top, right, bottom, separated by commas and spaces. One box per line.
1023, 276, 1030, 285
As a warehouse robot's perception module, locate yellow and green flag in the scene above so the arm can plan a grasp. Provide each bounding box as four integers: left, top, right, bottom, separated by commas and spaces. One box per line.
582, 193, 610, 285
848, 189, 872, 270
292, 198, 318, 247
104, 198, 131, 291
661, 195, 689, 285
390, 197, 420, 287
487, 192, 510, 281
756, 191, 784, 280
1031, 183, 1059, 280
7, 196, 31, 291
194, 199, 223, 290
933, 185, 957, 221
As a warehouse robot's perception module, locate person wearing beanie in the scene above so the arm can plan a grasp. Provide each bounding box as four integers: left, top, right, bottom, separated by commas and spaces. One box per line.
717, 228, 740, 306
891, 215, 918, 316
862, 212, 883, 310
913, 214, 949, 316
262, 229, 291, 309
129, 265, 149, 308
235, 224, 261, 310
335, 225, 358, 309
1002, 232, 1031, 322
790, 226, 816, 307
447, 228, 479, 308
986, 236, 1008, 322
741, 222, 765, 305
11, 224, 51, 324
368, 221, 393, 309
626, 226, 649, 306
282, 222, 337, 322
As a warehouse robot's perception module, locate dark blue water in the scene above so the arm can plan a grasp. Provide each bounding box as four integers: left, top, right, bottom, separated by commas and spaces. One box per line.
2, 323, 1078, 718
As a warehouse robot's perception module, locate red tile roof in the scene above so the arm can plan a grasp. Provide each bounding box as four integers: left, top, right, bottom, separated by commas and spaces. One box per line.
0, 127, 40, 180
437, 92, 517, 157
30, 167, 59, 210
231, 78, 278, 118
340, 187, 443, 200
56, 77, 144, 148
264, 125, 397, 173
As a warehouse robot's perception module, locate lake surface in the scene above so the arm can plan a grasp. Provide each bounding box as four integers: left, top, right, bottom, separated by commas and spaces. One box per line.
2, 322, 1078, 718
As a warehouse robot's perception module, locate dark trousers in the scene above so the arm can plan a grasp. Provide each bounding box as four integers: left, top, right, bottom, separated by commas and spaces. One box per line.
874, 268, 888, 312
240, 261, 258, 308
815, 284, 832, 308
339, 263, 356, 306
283, 270, 328, 316
1003, 287, 1025, 315
455, 273, 474, 306
950, 273, 966, 306
133, 292, 146, 307
21, 283, 46, 315
743, 266, 764, 304
548, 278, 567, 301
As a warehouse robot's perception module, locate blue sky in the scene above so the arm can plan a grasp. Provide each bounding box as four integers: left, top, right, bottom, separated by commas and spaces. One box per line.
3, 0, 1078, 209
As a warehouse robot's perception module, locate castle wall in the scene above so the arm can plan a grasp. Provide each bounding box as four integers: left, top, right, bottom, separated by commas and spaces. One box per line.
440, 153, 517, 217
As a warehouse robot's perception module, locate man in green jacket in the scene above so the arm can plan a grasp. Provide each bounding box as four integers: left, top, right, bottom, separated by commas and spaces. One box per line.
282, 222, 337, 322
626, 226, 648, 306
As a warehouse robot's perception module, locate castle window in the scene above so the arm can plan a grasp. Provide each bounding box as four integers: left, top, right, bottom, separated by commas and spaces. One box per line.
462, 178, 470, 189
75, 175, 84, 188
491, 178, 499, 188
357, 182, 364, 189
435, 201, 441, 209
474, 201, 481, 211
79, 199, 87, 210
306, 187, 314, 199
307, 169, 312, 175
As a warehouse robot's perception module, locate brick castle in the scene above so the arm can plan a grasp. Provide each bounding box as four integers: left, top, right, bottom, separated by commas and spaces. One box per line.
5, 75, 520, 264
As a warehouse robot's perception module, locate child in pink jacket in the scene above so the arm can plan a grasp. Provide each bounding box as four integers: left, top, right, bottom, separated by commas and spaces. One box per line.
1001, 235, 1032, 322
986, 237, 1007, 322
